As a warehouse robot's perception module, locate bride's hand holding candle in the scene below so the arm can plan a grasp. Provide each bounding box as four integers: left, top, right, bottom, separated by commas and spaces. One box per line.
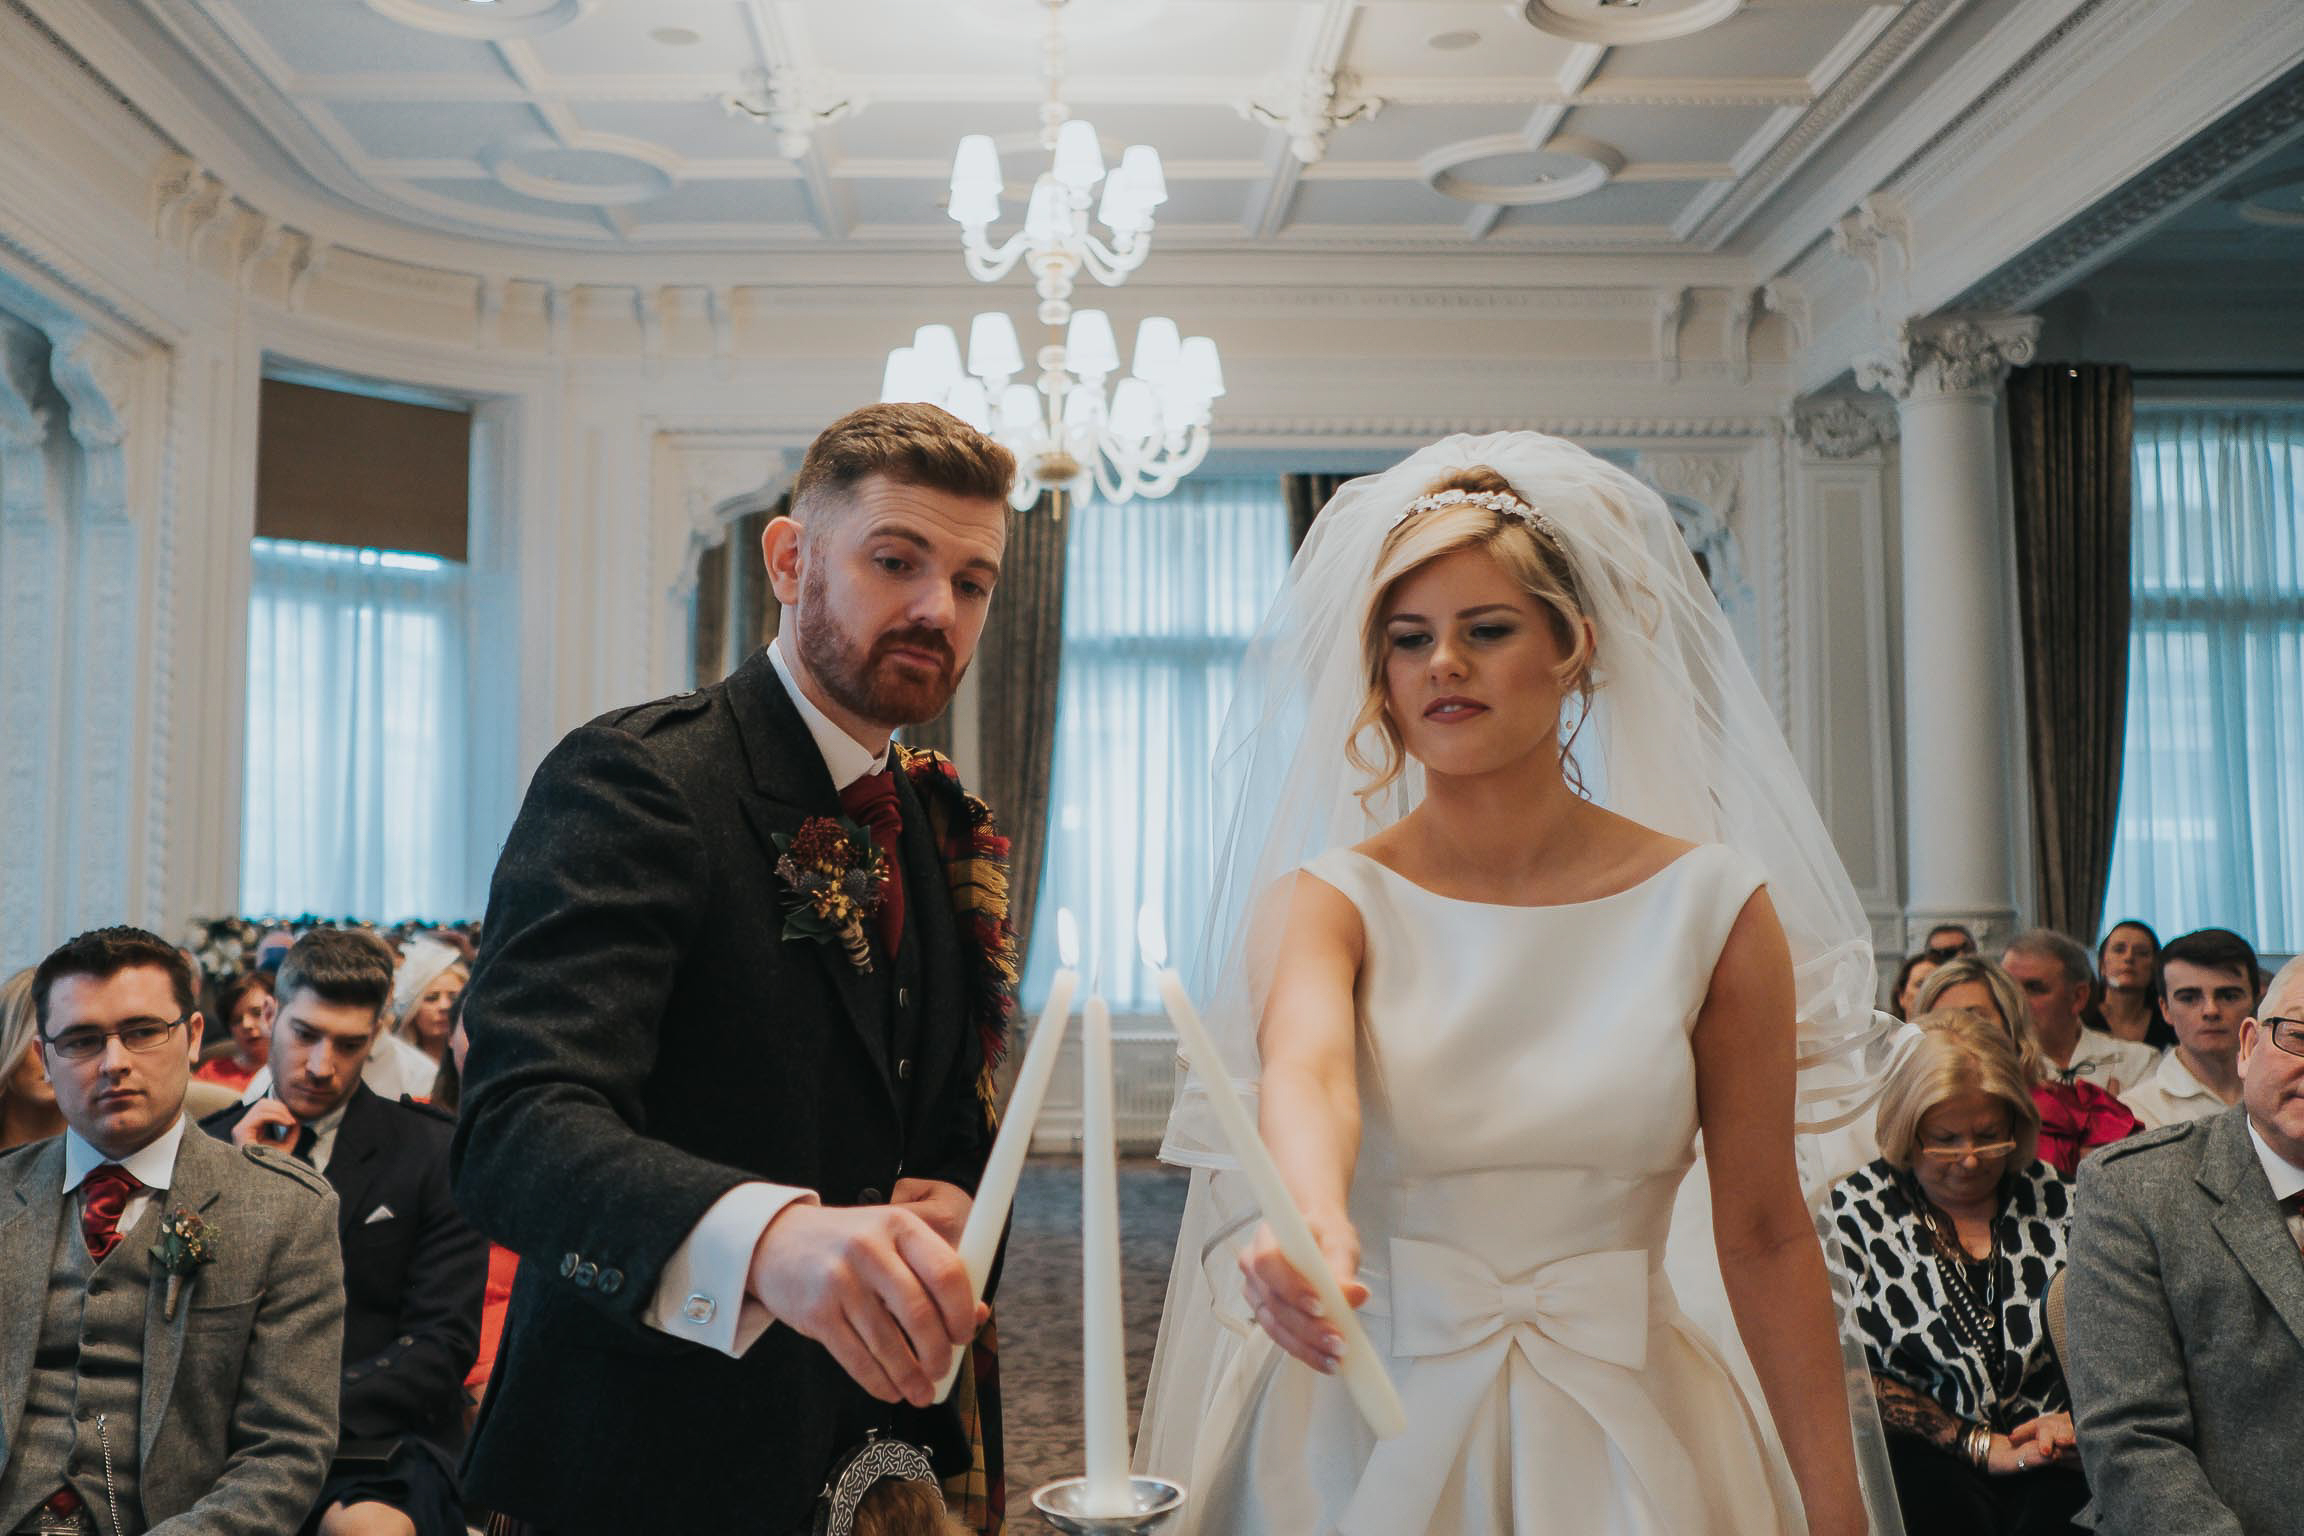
1241, 1215, 1369, 1374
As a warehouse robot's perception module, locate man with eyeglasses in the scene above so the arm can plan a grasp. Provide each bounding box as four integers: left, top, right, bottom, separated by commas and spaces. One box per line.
2067, 953, 2304, 1533
0, 926, 344, 1536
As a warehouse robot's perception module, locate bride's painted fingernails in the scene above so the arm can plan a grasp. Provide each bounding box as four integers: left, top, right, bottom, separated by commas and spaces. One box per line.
1304, 1300, 1324, 1318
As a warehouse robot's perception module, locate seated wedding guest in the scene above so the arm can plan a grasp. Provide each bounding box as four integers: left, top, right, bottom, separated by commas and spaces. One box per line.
241, 932, 435, 1106
2002, 929, 2159, 1095
1, 966, 68, 1150
1918, 956, 2140, 1177
388, 938, 466, 1088
2065, 954, 2304, 1533
2091, 919, 2173, 1048
2119, 927, 2256, 1129
1826, 1012, 2088, 1536
1927, 922, 1979, 958
205, 929, 487, 1536
1890, 951, 1941, 1022
0, 927, 343, 1534
193, 969, 276, 1093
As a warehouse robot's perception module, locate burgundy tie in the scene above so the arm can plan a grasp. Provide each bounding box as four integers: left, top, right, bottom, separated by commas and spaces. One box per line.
81, 1164, 143, 1263
838, 769, 906, 959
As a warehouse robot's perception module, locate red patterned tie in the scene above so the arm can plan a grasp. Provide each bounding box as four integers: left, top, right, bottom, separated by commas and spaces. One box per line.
838, 768, 906, 959
81, 1164, 143, 1263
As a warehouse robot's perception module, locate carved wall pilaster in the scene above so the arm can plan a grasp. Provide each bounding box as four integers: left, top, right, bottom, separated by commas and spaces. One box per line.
1794, 397, 1899, 460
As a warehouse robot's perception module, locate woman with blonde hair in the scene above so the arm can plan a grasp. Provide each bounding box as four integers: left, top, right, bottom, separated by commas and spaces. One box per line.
1916, 956, 2137, 1177
1825, 1012, 2087, 1533
391, 936, 469, 1072
0, 966, 66, 1149
1139, 434, 1909, 1535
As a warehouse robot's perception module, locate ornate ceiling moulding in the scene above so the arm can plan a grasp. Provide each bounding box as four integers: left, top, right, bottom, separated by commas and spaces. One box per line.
1421, 134, 1625, 206
480, 136, 677, 207
1522, 0, 1741, 46
359, 0, 586, 41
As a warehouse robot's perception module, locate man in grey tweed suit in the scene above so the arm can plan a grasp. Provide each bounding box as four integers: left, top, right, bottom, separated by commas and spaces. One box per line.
2067, 953, 2304, 1535
0, 928, 344, 1535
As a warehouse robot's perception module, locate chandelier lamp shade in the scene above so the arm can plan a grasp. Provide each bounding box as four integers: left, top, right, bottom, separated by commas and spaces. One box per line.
881, 310, 1223, 510
879, 0, 1221, 510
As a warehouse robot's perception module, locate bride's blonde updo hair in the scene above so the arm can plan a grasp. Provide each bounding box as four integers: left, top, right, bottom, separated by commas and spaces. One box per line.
1347, 465, 1596, 802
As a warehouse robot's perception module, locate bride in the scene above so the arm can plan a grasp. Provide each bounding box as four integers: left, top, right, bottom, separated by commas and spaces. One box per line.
1135, 434, 1908, 1534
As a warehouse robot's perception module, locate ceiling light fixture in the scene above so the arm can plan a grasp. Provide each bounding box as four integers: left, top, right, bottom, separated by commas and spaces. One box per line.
881, 0, 1220, 510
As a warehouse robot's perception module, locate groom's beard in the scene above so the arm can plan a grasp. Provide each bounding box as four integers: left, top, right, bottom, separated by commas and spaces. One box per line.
796, 564, 963, 727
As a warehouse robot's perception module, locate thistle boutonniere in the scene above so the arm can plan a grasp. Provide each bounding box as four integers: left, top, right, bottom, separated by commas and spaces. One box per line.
151, 1207, 218, 1321
773, 816, 889, 974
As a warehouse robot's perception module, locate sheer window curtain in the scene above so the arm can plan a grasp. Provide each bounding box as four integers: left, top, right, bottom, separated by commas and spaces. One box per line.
1020, 478, 1293, 1012
2103, 410, 2304, 952
241, 538, 477, 922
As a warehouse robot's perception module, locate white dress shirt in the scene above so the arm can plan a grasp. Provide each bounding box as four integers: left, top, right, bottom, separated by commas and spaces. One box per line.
2120, 1048, 2236, 1130
2057, 1027, 2161, 1096
2246, 1121, 2304, 1251
641, 635, 894, 1358
62, 1111, 188, 1241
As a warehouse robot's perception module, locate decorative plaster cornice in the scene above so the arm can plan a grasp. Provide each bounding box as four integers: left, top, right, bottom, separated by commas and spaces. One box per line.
1686, 0, 1968, 249
1960, 66, 2304, 311
1793, 396, 1897, 459
1221, 414, 1787, 440
1853, 311, 2039, 401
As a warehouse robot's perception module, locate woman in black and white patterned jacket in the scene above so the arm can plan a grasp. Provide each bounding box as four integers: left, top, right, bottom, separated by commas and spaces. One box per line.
1825, 1011, 2090, 1536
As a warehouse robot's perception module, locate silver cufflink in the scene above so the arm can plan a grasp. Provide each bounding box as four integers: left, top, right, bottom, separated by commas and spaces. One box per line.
683, 1293, 716, 1326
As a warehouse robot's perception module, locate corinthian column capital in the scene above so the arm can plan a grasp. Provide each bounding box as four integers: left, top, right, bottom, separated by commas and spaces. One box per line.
1856, 311, 2041, 401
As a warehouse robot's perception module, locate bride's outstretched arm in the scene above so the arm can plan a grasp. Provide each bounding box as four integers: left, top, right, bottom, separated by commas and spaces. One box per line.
1239, 871, 1371, 1373
1694, 889, 1870, 1536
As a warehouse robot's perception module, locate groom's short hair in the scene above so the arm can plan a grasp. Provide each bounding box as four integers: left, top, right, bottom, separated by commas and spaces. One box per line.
792, 403, 1014, 530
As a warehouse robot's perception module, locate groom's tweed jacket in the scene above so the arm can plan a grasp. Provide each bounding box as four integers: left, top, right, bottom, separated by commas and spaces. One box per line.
452, 644, 994, 1535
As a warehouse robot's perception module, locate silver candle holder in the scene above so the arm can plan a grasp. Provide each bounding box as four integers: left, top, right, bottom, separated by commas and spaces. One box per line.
1029, 1475, 1187, 1535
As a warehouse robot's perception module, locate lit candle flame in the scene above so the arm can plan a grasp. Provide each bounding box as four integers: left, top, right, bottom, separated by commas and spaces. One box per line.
1137, 904, 1168, 970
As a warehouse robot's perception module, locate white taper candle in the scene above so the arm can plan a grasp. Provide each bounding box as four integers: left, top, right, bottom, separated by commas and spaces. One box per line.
1080, 992, 1134, 1511
935, 911, 1080, 1401
1138, 908, 1406, 1440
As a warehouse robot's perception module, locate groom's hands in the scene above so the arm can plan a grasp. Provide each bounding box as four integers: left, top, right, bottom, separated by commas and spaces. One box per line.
746, 1202, 988, 1408
1240, 1216, 1369, 1375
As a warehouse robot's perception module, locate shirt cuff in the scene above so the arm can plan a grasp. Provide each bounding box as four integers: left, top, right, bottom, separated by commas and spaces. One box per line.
643, 1181, 818, 1358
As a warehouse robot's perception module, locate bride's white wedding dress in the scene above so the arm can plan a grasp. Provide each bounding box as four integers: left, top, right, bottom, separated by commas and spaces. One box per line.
1177, 841, 1807, 1536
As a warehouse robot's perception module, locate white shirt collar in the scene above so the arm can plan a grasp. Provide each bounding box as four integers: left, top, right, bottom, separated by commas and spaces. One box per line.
768, 634, 889, 792
62, 1111, 187, 1197
2155, 1047, 2217, 1100
2248, 1120, 2304, 1204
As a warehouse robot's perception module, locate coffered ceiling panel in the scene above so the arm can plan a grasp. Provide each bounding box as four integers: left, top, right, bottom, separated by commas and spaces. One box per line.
111, 0, 1958, 259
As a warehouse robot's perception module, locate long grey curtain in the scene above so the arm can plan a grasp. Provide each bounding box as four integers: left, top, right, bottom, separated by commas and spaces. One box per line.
2008, 363, 2135, 941
974, 493, 1070, 950
1284, 472, 1352, 551
691, 500, 782, 687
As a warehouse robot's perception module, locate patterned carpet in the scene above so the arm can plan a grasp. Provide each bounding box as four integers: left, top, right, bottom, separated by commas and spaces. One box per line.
997, 1157, 1192, 1525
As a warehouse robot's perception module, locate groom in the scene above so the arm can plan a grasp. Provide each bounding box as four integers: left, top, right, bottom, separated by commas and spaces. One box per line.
451, 404, 1017, 1534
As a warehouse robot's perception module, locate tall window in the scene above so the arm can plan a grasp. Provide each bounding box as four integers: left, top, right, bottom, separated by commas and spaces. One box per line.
2103, 410, 2304, 952
1022, 478, 1293, 1012
241, 538, 476, 921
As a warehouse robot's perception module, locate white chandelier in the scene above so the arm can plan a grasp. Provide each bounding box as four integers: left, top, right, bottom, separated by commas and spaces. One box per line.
879, 0, 1223, 511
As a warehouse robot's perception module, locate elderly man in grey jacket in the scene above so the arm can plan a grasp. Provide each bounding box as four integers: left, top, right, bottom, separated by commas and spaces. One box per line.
0, 928, 344, 1535
2068, 953, 2304, 1535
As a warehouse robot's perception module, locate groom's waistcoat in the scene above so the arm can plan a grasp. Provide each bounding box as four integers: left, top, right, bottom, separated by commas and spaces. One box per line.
0, 1201, 158, 1534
